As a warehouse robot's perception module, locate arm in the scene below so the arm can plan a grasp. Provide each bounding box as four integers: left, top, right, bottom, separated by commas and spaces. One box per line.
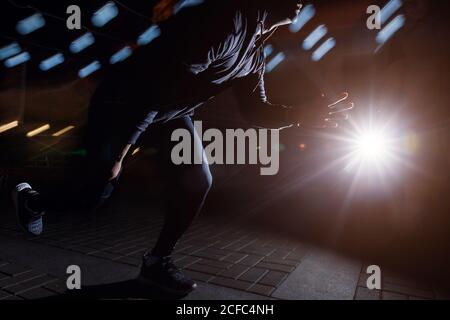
233, 69, 293, 129
234, 67, 354, 130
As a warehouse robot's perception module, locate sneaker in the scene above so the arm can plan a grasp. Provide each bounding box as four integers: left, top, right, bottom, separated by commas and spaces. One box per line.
11, 183, 45, 236
138, 255, 197, 295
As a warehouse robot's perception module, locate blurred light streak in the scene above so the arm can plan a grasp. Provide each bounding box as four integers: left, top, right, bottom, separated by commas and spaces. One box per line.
110, 46, 132, 64
266, 52, 285, 73
380, 0, 403, 25
78, 60, 101, 78
27, 124, 50, 137
175, 0, 204, 14
132, 147, 140, 156
92, 1, 119, 27
137, 25, 161, 46
302, 25, 327, 50
376, 15, 405, 45
52, 126, 75, 137
4, 52, 30, 68
70, 33, 95, 53
16, 13, 45, 35
311, 37, 335, 61
289, 4, 315, 33
263, 44, 274, 57
0, 121, 19, 134
0, 42, 21, 60
39, 53, 64, 71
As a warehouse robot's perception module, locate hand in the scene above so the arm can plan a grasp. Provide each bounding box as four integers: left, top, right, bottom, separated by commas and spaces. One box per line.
109, 144, 132, 182
110, 160, 123, 182
294, 92, 354, 129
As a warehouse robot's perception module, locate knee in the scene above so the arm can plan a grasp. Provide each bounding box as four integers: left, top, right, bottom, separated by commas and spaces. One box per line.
179, 165, 212, 197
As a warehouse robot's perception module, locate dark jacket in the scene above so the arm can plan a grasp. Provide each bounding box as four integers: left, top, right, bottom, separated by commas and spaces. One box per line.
90, 0, 291, 144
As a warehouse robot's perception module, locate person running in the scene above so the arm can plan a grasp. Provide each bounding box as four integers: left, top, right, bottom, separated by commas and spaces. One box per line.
12, 0, 353, 295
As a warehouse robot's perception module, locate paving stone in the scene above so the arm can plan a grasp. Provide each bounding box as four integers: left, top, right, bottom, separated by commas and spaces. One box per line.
272, 250, 361, 300
247, 284, 275, 297
266, 249, 291, 260
262, 257, 298, 267
114, 256, 142, 266
382, 291, 408, 300
1, 294, 23, 300
240, 246, 275, 256
172, 254, 186, 262
255, 262, 294, 273
258, 271, 288, 287
211, 240, 239, 249
197, 258, 233, 269
185, 263, 224, 276
382, 273, 424, 288
192, 248, 231, 261
409, 296, 429, 300
286, 249, 308, 262
210, 276, 252, 291
184, 270, 214, 283
239, 267, 268, 283
88, 251, 123, 260
382, 282, 434, 299
84, 242, 114, 251
19, 287, 57, 300
223, 241, 254, 251
222, 252, 248, 264
177, 256, 202, 268
0, 263, 32, 276
44, 280, 67, 294
358, 272, 370, 287
218, 264, 249, 279
128, 248, 147, 258
0, 290, 11, 299
109, 245, 145, 255
0, 271, 44, 289
5, 275, 57, 294
239, 255, 264, 267
354, 286, 381, 300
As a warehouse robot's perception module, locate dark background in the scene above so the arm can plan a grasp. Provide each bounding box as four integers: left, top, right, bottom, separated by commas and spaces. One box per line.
1, 0, 450, 289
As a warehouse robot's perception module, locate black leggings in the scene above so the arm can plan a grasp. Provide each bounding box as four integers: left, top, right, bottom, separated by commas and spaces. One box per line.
38, 115, 212, 258
139, 117, 213, 257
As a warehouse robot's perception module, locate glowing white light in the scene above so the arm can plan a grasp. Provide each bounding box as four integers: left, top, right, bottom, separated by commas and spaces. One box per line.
354, 131, 389, 162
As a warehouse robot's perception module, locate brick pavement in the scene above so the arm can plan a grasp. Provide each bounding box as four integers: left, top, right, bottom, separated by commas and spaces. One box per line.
0, 207, 446, 300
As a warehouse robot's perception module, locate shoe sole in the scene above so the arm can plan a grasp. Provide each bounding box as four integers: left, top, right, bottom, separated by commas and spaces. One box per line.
137, 275, 197, 296
11, 187, 42, 236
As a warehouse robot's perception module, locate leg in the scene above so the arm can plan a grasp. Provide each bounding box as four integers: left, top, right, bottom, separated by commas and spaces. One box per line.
139, 116, 212, 294
11, 103, 132, 235
151, 116, 212, 257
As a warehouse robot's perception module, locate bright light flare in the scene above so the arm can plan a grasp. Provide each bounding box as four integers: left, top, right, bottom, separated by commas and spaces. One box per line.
344, 127, 397, 173
353, 130, 390, 162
